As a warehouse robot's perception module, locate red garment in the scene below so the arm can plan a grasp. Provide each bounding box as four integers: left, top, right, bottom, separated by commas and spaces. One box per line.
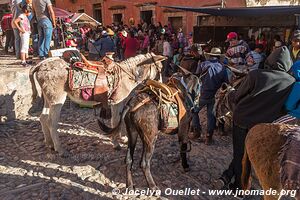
1, 13, 13, 31
123, 37, 139, 59
256, 39, 267, 50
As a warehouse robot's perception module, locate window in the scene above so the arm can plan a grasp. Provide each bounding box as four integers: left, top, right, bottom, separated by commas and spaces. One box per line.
78, 9, 84, 13
93, 3, 102, 23
113, 14, 122, 25
140, 10, 153, 25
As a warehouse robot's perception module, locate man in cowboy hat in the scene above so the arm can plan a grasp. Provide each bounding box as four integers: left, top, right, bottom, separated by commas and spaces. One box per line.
290, 29, 300, 63
190, 47, 229, 145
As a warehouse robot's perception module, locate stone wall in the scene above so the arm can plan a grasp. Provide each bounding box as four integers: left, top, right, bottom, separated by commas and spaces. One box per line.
0, 67, 35, 123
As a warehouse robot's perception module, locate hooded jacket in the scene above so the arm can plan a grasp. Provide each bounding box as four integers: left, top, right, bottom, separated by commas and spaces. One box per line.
285, 60, 300, 118
233, 46, 295, 129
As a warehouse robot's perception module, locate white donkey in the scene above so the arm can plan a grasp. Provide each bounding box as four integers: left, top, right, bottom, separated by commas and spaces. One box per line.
29, 53, 165, 157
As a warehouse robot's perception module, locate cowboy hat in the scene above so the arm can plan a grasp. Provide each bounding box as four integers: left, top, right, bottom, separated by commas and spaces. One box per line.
205, 47, 223, 56
107, 28, 115, 36
121, 30, 128, 37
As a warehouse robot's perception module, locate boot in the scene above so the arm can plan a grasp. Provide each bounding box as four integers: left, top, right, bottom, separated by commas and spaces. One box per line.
205, 134, 213, 145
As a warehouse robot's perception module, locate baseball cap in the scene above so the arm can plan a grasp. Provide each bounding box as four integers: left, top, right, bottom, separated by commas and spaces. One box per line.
226, 32, 238, 42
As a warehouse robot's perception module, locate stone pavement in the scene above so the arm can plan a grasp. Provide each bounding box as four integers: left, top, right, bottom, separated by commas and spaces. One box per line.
0, 51, 263, 200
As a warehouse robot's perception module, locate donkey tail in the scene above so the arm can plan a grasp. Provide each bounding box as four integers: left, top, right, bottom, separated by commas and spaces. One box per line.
98, 106, 130, 136
29, 64, 41, 102
241, 147, 252, 190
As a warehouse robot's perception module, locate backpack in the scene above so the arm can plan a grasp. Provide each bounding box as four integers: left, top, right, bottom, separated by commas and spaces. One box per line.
1, 14, 12, 32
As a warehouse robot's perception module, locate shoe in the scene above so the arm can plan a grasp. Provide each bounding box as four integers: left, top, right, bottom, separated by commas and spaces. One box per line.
189, 126, 202, 139
26, 60, 35, 64
213, 175, 230, 189
21, 62, 29, 67
229, 183, 245, 200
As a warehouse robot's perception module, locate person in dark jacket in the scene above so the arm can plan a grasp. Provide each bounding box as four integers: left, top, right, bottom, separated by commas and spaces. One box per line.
190, 47, 229, 145
97, 30, 116, 58
217, 46, 295, 196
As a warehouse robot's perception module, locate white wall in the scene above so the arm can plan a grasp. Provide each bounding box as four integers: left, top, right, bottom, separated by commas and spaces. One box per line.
246, 0, 300, 6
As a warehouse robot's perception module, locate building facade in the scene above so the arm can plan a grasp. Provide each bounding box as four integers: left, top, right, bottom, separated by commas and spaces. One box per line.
55, 0, 245, 33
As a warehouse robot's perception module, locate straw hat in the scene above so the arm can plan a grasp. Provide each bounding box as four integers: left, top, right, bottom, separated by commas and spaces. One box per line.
107, 28, 115, 36
205, 47, 223, 56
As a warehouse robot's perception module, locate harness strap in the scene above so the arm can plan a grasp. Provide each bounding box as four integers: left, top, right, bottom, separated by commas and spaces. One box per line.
130, 96, 152, 112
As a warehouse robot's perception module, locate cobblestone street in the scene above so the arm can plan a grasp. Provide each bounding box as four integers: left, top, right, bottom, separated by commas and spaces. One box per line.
0, 103, 263, 200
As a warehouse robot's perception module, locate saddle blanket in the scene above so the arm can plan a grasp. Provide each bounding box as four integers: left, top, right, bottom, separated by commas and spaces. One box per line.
69, 67, 98, 90
276, 115, 300, 197
160, 102, 179, 133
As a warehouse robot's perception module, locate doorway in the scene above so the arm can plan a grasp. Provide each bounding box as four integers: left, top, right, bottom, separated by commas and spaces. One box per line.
140, 10, 153, 25
168, 16, 183, 33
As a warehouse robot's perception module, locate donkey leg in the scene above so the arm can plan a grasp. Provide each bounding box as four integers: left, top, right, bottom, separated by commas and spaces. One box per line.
140, 134, 158, 190
40, 97, 54, 149
125, 116, 138, 190
178, 115, 191, 171
49, 102, 68, 157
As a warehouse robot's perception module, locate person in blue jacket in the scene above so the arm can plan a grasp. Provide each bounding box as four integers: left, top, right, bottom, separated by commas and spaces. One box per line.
285, 60, 300, 118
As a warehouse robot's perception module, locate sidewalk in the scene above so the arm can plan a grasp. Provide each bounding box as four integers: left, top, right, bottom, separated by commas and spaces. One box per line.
0, 49, 39, 122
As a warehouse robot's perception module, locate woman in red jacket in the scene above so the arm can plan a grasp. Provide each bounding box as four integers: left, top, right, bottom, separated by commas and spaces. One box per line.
123, 31, 139, 59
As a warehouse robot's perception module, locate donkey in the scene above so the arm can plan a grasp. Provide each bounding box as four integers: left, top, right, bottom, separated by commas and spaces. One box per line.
214, 67, 247, 135
29, 53, 165, 157
98, 72, 199, 190
242, 118, 300, 200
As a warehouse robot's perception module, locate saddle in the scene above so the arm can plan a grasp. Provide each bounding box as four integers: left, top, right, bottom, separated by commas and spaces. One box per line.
68, 54, 110, 105
134, 79, 187, 134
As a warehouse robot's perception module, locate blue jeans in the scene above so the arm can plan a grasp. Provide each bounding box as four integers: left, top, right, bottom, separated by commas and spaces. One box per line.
192, 98, 216, 135
13, 28, 21, 59
37, 18, 53, 58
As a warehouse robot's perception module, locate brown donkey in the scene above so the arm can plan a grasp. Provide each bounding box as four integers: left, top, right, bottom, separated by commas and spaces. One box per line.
242, 121, 300, 200
29, 54, 165, 157
98, 73, 199, 190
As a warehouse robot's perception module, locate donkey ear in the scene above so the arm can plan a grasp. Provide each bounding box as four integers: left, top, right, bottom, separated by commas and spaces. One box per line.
137, 54, 167, 67
152, 55, 167, 63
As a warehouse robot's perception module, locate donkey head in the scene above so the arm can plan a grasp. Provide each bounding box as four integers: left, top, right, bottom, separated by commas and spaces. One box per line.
215, 82, 236, 126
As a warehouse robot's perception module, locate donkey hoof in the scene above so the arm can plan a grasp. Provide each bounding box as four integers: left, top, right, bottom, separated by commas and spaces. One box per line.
184, 167, 190, 172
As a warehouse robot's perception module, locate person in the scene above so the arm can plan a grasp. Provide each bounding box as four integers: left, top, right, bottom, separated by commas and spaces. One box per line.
162, 36, 173, 80
272, 40, 282, 52
256, 33, 267, 51
32, 0, 56, 59
141, 31, 150, 54
285, 60, 300, 118
1, 12, 14, 54
10, 0, 22, 59
87, 30, 100, 61
14, 4, 31, 66
289, 30, 300, 63
98, 30, 115, 58
245, 43, 264, 71
180, 45, 203, 74
217, 46, 295, 198
225, 32, 249, 68
153, 34, 164, 55
123, 31, 139, 59
190, 47, 229, 145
